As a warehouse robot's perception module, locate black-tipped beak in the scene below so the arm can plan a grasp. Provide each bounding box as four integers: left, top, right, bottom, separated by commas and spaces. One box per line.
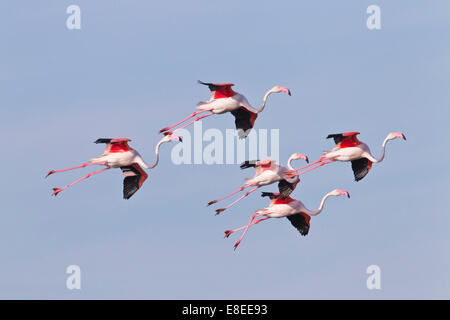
288, 90, 291, 96
305, 157, 309, 164
402, 134, 406, 140
179, 137, 183, 143
347, 193, 351, 199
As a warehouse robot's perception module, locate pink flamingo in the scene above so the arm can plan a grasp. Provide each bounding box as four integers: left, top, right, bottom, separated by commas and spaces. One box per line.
225, 189, 350, 250
207, 153, 309, 215
286, 132, 406, 181
45, 135, 181, 199
159, 81, 291, 139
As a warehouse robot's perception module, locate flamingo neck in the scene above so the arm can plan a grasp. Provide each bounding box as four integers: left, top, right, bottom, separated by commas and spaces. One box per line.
286, 153, 298, 170
366, 135, 391, 163
307, 192, 334, 216
256, 89, 274, 113
138, 139, 166, 169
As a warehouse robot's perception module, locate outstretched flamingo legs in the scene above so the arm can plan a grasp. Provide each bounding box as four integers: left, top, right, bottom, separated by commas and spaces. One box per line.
207, 184, 251, 206
285, 158, 334, 178
52, 167, 111, 196
45, 161, 106, 178
214, 186, 259, 215
288, 160, 334, 178
230, 213, 265, 250
224, 217, 270, 238
162, 112, 214, 136
159, 110, 213, 134
285, 158, 324, 174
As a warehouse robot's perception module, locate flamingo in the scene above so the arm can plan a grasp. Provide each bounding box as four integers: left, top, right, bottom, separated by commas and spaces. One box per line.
45, 134, 182, 199
286, 132, 406, 181
159, 81, 291, 139
207, 153, 309, 215
225, 189, 350, 250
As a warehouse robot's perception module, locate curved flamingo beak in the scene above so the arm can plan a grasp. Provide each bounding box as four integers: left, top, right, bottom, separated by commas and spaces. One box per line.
337, 189, 350, 198
279, 86, 291, 96
296, 154, 309, 163
169, 134, 182, 142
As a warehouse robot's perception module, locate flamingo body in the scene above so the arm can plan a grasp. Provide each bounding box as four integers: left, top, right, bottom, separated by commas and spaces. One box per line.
159, 81, 291, 139
225, 189, 350, 249
46, 135, 181, 199
208, 153, 308, 214
287, 132, 406, 182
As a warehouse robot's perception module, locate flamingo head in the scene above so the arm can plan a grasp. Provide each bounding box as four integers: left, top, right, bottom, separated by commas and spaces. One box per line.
387, 132, 406, 141
162, 134, 183, 143
271, 85, 291, 96
292, 153, 309, 163
330, 189, 350, 198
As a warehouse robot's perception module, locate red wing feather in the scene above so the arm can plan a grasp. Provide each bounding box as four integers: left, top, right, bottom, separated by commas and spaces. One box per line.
198, 80, 236, 99
327, 132, 361, 148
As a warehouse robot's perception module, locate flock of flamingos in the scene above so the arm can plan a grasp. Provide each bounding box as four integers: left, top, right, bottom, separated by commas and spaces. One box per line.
45, 81, 406, 250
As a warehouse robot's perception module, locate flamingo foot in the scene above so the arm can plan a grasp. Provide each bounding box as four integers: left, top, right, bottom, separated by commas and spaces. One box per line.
159, 127, 171, 133
207, 200, 217, 206
45, 170, 55, 178
284, 171, 297, 179
224, 230, 233, 238
215, 208, 226, 215
52, 188, 63, 196
233, 240, 241, 250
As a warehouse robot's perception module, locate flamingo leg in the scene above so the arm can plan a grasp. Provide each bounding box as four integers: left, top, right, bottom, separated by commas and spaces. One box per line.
207, 184, 250, 206
163, 113, 214, 136
215, 186, 260, 215
159, 110, 211, 133
45, 161, 106, 178
233, 213, 265, 250
286, 158, 325, 175
52, 167, 111, 196
224, 217, 270, 238
290, 160, 334, 177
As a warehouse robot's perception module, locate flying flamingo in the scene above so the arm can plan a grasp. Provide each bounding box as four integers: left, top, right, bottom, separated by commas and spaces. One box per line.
225, 189, 350, 250
207, 153, 309, 215
159, 81, 291, 139
286, 132, 406, 181
45, 135, 182, 199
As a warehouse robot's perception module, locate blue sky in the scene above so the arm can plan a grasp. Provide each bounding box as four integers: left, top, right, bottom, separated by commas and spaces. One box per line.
0, 0, 449, 299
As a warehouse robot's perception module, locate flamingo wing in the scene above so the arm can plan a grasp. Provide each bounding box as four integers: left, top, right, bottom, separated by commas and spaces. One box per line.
120, 164, 148, 199
277, 179, 296, 199
240, 159, 274, 175
326, 132, 360, 148
240, 160, 259, 169
261, 192, 279, 200
287, 213, 311, 236
198, 80, 236, 99
230, 107, 258, 139
95, 138, 132, 153
350, 158, 372, 181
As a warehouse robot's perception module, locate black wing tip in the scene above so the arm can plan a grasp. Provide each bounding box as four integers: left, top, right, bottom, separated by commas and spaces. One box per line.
261, 192, 275, 198
351, 159, 370, 182
299, 228, 309, 236
354, 175, 367, 182
240, 160, 258, 169
94, 138, 112, 144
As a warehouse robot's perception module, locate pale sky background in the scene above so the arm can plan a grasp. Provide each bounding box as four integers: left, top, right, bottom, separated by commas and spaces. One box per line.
0, 1, 449, 299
